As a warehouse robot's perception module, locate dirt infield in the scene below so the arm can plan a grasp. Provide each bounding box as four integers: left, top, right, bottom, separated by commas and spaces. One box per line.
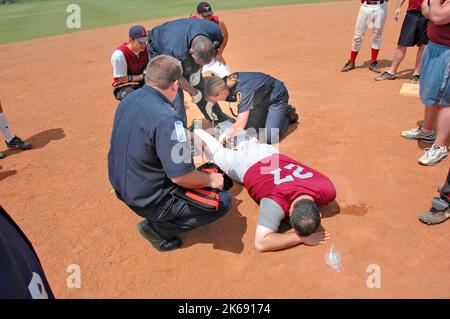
0, 1, 448, 298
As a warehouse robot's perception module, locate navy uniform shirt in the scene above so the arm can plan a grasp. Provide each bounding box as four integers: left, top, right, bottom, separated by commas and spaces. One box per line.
147, 18, 223, 77
0, 206, 54, 299
227, 72, 276, 114
108, 85, 194, 218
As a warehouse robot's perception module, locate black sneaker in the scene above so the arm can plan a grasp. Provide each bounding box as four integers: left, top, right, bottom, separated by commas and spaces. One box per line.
375, 71, 396, 81
287, 105, 299, 124
6, 136, 32, 150
369, 61, 381, 73
137, 220, 182, 252
0, 152, 5, 159
341, 60, 355, 72
411, 74, 420, 84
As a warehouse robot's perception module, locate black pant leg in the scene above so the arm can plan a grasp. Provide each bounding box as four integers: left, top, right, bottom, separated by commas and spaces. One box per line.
441, 168, 450, 198
194, 76, 233, 123
147, 191, 232, 239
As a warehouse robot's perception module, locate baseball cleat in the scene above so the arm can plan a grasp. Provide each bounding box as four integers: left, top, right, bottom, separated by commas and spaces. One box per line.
341, 60, 355, 72
137, 220, 182, 252
375, 71, 396, 81
6, 136, 32, 150
369, 61, 381, 73
401, 126, 435, 142
418, 144, 448, 166
287, 105, 299, 124
0, 152, 5, 159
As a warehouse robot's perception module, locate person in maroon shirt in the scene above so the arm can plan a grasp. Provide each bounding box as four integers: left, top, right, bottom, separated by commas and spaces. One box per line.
193, 128, 335, 252
375, 0, 429, 83
190, 2, 231, 77
111, 25, 149, 101
401, 0, 450, 166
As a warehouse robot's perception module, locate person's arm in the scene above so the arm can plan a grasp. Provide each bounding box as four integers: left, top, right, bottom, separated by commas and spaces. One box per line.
111, 51, 144, 84
178, 76, 200, 96
394, 0, 406, 21
255, 226, 302, 252
116, 74, 144, 84
219, 111, 249, 144
428, 0, 450, 25
216, 19, 229, 64
229, 111, 249, 133
171, 170, 224, 190
422, 0, 431, 18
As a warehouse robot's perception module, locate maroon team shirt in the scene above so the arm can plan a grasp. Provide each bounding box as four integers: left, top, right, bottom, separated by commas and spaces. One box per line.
190, 14, 220, 25
243, 154, 336, 215
113, 43, 149, 85
407, 0, 424, 11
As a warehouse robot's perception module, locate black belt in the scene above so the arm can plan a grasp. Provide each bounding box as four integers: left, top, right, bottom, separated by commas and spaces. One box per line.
362, 0, 385, 4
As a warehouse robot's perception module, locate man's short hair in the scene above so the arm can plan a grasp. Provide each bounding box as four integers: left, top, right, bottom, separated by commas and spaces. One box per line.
290, 199, 321, 237
145, 55, 183, 90
191, 35, 215, 64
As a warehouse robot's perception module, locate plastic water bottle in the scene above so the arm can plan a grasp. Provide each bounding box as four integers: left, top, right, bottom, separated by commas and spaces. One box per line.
325, 244, 342, 272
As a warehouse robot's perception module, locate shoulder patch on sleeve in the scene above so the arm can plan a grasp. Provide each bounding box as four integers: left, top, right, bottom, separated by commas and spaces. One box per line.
174, 121, 187, 142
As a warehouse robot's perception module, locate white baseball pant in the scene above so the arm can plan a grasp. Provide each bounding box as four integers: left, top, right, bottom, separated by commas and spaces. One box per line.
351, 2, 388, 52
193, 128, 279, 184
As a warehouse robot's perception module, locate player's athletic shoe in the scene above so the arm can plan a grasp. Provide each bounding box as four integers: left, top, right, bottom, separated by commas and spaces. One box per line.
5, 136, 32, 150
287, 105, 299, 124
419, 197, 449, 225
341, 61, 355, 72
375, 71, 396, 81
369, 61, 381, 73
401, 126, 435, 142
419, 144, 448, 166
0, 152, 5, 159
411, 74, 420, 84
137, 220, 182, 252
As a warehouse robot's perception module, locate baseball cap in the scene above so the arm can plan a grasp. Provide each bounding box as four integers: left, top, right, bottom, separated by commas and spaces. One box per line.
129, 25, 147, 43
197, 2, 213, 16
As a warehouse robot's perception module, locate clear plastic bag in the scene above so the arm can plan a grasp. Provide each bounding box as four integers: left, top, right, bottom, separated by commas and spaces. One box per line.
325, 244, 342, 272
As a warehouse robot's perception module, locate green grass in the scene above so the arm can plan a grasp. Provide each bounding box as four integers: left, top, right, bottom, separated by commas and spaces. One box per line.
0, 0, 341, 45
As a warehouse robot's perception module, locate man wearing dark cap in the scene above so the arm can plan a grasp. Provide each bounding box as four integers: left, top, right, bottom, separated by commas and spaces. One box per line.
147, 18, 234, 125
190, 2, 232, 78
111, 25, 149, 101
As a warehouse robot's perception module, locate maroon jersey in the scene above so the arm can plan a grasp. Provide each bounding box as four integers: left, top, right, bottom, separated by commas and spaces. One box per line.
190, 14, 220, 25
113, 43, 149, 84
428, 21, 450, 47
243, 154, 336, 215
407, 0, 423, 11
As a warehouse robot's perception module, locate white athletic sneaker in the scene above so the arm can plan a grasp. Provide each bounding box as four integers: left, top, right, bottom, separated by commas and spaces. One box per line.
418, 144, 448, 166
401, 126, 436, 142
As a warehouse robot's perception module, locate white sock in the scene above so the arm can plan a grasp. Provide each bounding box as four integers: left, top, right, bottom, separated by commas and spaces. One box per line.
0, 113, 14, 142
193, 128, 223, 156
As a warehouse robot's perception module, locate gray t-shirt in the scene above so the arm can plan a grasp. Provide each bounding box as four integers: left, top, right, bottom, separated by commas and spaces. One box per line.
258, 198, 286, 232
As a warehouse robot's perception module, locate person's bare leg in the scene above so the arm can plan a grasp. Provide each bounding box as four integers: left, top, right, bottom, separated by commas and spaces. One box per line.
413, 45, 426, 76
423, 105, 440, 132
388, 46, 407, 74
435, 107, 450, 147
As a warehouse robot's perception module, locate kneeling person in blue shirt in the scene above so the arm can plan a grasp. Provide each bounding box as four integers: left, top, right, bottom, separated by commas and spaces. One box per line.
108, 55, 232, 252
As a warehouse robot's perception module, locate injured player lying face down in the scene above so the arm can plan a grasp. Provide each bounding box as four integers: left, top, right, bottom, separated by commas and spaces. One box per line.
192, 122, 336, 252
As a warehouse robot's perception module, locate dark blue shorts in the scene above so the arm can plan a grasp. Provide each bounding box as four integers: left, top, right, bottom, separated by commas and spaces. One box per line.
398, 11, 429, 47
